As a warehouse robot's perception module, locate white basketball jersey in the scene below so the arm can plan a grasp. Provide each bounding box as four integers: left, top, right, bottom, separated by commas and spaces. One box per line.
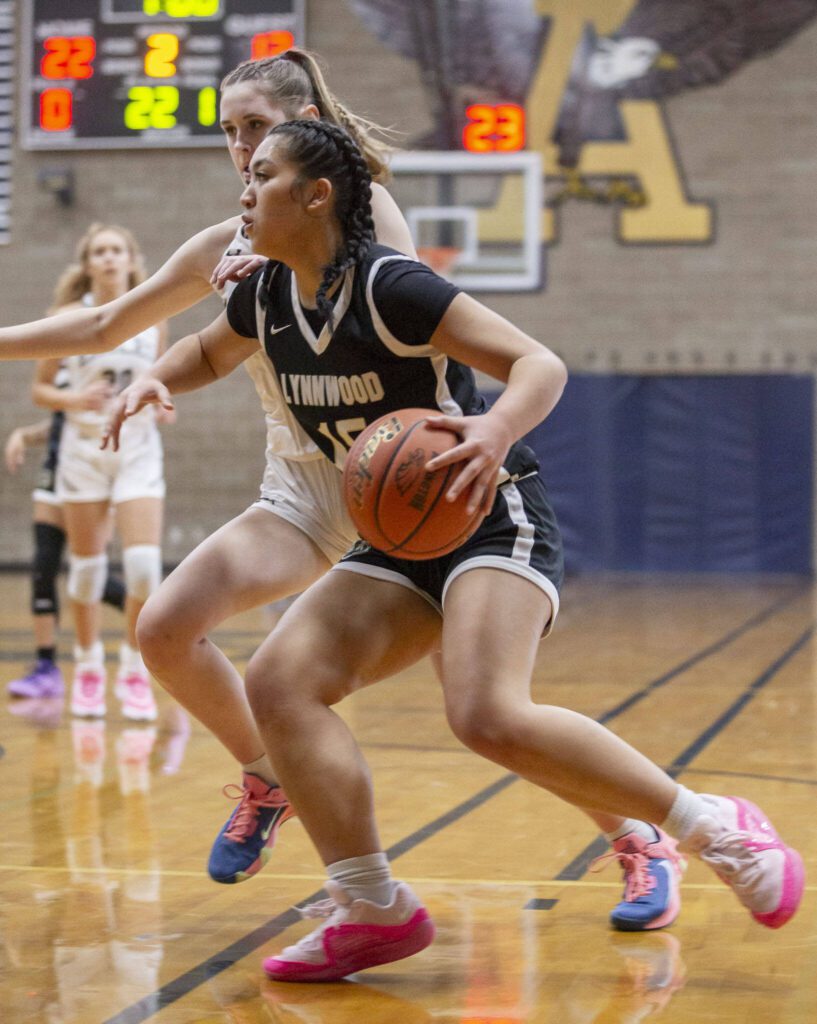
217, 224, 321, 463
64, 294, 161, 433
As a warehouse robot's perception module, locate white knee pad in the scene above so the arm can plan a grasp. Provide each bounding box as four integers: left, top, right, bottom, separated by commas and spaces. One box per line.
67, 553, 109, 605
123, 544, 162, 601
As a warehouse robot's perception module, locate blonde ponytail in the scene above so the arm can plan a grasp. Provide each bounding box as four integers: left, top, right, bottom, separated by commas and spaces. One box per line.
221, 47, 395, 183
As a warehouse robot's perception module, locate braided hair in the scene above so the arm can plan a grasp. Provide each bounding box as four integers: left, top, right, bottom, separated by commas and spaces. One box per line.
268, 119, 376, 326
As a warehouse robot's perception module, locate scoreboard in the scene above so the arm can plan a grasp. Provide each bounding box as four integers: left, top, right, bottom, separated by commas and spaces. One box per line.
21, 0, 305, 149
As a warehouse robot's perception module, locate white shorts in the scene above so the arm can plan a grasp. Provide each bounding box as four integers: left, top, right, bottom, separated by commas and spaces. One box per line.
251, 453, 357, 565
32, 487, 62, 507
57, 422, 165, 505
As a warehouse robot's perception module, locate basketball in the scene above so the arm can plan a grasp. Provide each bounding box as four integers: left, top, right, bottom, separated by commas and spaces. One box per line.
343, 408, 486, 560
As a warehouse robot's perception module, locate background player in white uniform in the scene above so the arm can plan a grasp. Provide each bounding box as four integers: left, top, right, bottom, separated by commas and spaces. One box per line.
32, 223, 170, 721
110, 119, 804, 982
0, 53, 670, 930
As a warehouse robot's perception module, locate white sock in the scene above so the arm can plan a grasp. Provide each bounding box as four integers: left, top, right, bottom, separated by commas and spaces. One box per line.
119, 642, 145, 672
75, 641, 104, 666
661, 785, 714, 840
242, 753, 278, 787
328, 852, 394, 907
605, 819, 658, 844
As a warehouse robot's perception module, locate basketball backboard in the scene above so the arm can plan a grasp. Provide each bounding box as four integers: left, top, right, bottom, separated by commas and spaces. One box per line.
388, 151, 544, 292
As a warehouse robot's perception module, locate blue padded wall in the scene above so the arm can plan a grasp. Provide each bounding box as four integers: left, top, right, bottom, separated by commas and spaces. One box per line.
491, 375, 814, 575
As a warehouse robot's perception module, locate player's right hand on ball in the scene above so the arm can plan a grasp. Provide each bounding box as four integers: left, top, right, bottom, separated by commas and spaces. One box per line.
101, 377, 174, 451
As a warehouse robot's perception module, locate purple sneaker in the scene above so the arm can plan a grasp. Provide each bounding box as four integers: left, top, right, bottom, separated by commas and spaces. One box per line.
7, 659, 65, 699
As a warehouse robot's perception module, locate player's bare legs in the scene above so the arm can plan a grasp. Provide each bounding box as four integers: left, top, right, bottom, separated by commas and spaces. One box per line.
137, 506, 334, 883
247, 567, 801, 980
112, 495, 164, 721
116, 496, 163, 647
247, 570, 678, 861
62, 500, 110, 651
140, 503, 671, 897
245, 571, 441, 864
438, 571, 679, 816
136, 506, 332, 764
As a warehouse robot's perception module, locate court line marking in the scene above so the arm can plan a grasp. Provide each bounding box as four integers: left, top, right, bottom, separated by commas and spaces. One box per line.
1, 862, 814, 893
683, 767, 817, 788
556, 621, 815, 881
95, 585, 807, 1023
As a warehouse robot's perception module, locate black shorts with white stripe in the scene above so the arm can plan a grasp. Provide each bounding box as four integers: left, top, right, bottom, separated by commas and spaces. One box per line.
335, 473, 564, 631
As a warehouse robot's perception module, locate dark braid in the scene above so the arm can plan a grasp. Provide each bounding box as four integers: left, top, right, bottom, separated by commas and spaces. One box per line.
269, 119, 375, 326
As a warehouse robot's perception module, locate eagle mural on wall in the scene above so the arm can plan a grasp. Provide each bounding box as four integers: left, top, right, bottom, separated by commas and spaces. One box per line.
348, 0, 817, 206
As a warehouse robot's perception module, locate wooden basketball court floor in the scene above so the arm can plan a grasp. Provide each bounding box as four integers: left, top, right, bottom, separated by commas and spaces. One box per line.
1, 571, 815, 1023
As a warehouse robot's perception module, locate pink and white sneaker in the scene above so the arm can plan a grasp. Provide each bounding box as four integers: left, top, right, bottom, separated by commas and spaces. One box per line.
70, 663, 106, 718
263, 880, 435, 982
117, 667, 158, 722
679, 795, 805, 929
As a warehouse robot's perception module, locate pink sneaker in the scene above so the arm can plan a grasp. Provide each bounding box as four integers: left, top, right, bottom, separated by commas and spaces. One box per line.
117, 667, 158, 722
263, 880, 435, 982
70, 664, 106, 717
679, 796, 805, 929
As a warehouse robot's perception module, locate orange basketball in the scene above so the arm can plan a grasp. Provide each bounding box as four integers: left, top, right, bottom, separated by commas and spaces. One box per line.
343, 408, 486, 560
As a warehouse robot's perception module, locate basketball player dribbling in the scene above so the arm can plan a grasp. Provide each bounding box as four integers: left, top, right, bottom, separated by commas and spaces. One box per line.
0, 51, 683, 933
105, 119, 803, 982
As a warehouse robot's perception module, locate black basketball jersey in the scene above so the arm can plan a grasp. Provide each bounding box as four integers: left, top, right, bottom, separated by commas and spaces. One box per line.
227, 244, 538, 478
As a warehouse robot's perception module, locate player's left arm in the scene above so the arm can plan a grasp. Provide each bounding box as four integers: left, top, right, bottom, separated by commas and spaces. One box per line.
425, 292, 567, 513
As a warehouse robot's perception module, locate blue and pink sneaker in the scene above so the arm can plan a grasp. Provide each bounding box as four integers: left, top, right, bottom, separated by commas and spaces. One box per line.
593, 827, 686, 931
208, 772, 295, 884
680, 795, 805, 929
7, 659, 65, 699
263, 880, 435, 982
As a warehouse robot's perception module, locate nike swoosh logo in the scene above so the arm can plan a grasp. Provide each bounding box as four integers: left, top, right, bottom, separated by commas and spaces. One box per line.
260, 807, 288, 841
269, 324, 291, 335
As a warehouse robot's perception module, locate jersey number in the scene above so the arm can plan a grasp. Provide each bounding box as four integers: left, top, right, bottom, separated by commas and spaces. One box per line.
317, 418, 367, 468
